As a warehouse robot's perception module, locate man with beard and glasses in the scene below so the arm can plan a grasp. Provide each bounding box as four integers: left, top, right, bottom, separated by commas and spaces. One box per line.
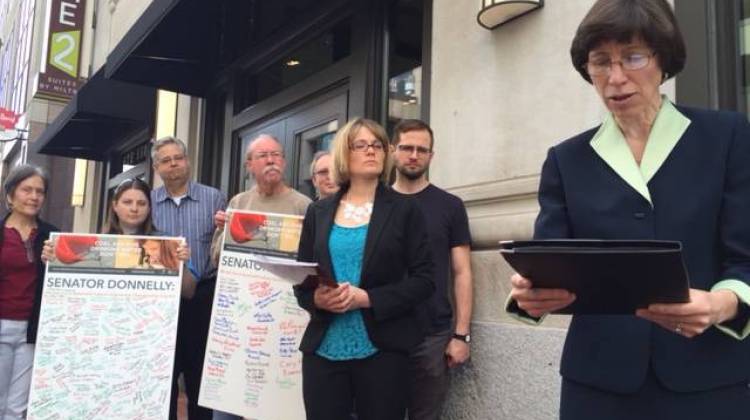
150, 136, 227, 420
210, 134, 311, 419
390, 119, 473, 420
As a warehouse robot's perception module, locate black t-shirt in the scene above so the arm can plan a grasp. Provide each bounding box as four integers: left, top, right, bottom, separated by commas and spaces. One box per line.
412, 184, 471, 333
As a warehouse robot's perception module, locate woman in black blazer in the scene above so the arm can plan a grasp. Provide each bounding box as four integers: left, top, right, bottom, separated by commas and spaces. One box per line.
0, 164, 58, 419
508, 1, 750, 419
295, 117, 434, 420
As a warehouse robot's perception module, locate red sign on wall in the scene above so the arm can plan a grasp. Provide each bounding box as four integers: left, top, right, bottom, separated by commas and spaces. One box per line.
0, 108, 19, 130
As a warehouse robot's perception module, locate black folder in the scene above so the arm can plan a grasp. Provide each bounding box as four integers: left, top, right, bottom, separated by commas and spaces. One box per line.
500, 240, 690, 314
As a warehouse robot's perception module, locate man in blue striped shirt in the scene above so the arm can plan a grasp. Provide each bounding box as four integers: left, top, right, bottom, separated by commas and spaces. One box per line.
151, 136, 226, 420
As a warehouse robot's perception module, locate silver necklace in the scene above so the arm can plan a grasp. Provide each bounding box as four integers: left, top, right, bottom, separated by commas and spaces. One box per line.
341, 200, 373, 224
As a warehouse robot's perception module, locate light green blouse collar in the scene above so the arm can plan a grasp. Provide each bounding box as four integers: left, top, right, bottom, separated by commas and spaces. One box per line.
589, 97, 691, 206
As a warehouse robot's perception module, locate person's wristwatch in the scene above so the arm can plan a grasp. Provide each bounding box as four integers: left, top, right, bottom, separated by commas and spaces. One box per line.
453, 333, 471, 343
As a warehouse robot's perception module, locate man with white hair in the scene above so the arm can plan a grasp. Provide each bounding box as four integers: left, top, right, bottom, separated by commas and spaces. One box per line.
210, 135, 311, 419
211, 134, 311, 255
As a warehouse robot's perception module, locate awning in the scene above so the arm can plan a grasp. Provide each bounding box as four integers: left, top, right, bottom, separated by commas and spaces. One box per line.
32, 69, 156, 161
104, 0, 231, 97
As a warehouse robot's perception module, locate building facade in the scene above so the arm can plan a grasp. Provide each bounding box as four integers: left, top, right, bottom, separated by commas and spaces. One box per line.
0, 0, 99, 230
33, 1, 750, 419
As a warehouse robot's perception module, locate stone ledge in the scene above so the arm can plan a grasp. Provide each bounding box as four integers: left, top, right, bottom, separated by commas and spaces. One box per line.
445, 177, 540, 248
448, 175, 540, 206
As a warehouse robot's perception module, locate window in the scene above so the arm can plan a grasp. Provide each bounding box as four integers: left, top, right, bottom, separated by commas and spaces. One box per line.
386, 0, 425, 132
219, 0, 322, 66
7, 0, 34, 113
235, 19, 352, 113
294, 121, 337, 199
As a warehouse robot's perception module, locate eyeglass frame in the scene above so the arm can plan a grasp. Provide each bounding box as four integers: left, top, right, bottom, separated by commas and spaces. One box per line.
313, 168, 331, 178
14, 183, 46, 198
249, 150, 285, 161
395, 144, 432, 156
584, 51, 655, 77
155, 153, 187, 166
350, 140, 386, 153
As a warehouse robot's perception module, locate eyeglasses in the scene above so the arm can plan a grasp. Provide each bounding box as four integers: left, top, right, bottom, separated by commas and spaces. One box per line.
396, 144, 431, 156
251, 151, 284, 160
156, 154, 186, 166
16, 185, 46, 197
585, 51, 654, 77
350, 140, 385, 153
313, 168, 330, 177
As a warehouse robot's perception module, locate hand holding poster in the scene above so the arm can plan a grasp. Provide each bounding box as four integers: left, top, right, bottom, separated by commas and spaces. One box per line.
199, 210, 315, 419
27, 233, 183, 420
222, 210, 307, 261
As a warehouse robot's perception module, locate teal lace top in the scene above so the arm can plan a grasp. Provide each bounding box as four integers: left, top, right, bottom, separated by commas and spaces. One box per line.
316, 223, 378, 360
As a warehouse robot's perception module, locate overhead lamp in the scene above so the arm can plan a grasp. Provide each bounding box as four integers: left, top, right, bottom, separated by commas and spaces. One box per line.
477, 0, 543, 30
286, 59, 301, 67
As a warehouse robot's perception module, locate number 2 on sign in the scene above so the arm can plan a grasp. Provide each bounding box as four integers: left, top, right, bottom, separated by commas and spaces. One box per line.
50, 31, 78, 76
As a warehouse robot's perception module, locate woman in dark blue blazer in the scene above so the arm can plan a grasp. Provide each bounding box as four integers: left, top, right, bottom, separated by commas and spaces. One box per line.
294, 118, 434, 420
507, 1, 750, 419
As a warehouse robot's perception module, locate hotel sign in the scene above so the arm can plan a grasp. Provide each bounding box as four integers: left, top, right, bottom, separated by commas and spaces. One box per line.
37, 0, 87, 101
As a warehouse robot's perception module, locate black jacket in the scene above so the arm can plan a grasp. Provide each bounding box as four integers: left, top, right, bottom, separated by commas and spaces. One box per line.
0, 212, 58, 343
294, 183, 435, 354
536, 106, 750, 393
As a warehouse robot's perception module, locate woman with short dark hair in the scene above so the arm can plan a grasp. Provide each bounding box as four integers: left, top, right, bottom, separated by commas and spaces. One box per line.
507, 0, 750, 419
0, 164, 58, 420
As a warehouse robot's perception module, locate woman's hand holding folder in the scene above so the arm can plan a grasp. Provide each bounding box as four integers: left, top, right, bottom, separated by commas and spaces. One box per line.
636, 288, 739, 338
509, 273, 577, 318
511, 269, 740, 337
